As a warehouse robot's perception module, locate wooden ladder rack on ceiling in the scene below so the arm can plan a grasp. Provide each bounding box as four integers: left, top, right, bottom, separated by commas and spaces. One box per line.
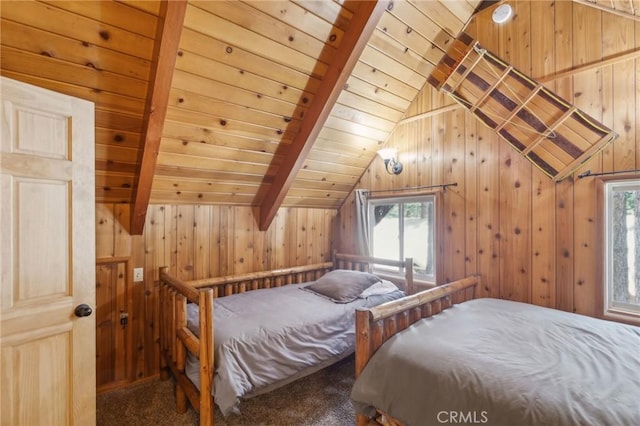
427, 32, 618, 182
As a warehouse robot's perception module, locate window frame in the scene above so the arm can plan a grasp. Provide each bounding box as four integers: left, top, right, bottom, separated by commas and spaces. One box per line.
598, 176, 640, 325
367, 191, 442, 285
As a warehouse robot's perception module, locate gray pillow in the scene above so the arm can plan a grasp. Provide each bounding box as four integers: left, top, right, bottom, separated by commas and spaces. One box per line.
302, 269, 381, 303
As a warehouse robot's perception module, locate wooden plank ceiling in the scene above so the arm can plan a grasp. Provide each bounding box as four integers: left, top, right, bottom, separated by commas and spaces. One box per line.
574, 0, 640, 20
0, 0, 482, 228
153, 0, 481, 212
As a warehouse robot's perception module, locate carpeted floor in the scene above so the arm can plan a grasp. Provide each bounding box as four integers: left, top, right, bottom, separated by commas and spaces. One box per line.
97, 356, 356, 426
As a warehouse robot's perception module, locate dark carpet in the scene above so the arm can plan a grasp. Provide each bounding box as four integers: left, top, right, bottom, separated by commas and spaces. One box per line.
97, 356, 356, 426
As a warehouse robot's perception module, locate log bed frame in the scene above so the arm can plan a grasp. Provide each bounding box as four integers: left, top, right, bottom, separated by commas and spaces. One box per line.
354, 275, 481, 426
158, 252, 415, 426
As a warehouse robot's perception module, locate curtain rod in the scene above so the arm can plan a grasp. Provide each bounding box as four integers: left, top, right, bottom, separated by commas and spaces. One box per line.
578, 169, 640, 179
364, 182, 458, 195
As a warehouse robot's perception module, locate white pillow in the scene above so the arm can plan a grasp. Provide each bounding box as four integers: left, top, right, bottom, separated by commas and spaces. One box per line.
359, 279, 400, 298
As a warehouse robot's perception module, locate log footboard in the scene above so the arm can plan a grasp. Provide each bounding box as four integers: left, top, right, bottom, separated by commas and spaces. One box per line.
354, 275, 481, 426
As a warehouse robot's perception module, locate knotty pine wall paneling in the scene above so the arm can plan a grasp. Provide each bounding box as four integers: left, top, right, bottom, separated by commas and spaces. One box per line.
498, 0, 533, 304
571, 4, 604, 318
442, 108, 467, 284
554, 0, 576, 312
176, 205, 196, 281
336, 1, 638, 318
473, 5, 501, 300
194, 205, 211, 279
95, 261, 127, 392
464, 113, 479, 281
530, 0, 557, 308
95, 204, 335, 388
475, 121, 502, 299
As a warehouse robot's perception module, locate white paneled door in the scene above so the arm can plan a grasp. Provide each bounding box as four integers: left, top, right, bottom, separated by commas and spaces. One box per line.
0, 77, 96, 425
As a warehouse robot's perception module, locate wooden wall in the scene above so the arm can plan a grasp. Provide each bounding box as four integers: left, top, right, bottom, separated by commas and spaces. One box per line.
95, 203, 335, 389
337, 1, 639, 317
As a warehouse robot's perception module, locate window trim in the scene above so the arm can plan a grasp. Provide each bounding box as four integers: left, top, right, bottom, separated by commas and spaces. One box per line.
597, 175, 640, 326
367, 191, 443, 286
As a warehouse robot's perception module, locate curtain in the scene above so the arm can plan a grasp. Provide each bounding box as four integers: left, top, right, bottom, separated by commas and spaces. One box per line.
355, 189, 370, 256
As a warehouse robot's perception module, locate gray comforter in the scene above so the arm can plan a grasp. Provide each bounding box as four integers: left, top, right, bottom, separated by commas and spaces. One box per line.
186, 283, 404, 416
351, 298, 640, 426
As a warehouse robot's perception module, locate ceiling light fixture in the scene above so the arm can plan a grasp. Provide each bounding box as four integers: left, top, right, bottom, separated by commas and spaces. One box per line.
492, 4, 512, 24
377, 148, 403, 175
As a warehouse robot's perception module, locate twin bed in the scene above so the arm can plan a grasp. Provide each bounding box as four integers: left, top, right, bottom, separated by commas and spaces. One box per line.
158, 253, 413, 426
352, 276, 640, 426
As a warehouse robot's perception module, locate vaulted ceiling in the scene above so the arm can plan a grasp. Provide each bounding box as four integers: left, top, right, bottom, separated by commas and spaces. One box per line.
2, 0, 633, 232
1, 0, 483, 231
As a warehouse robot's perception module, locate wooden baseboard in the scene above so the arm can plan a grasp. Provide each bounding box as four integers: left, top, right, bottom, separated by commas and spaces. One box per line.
97, 374, 160, 395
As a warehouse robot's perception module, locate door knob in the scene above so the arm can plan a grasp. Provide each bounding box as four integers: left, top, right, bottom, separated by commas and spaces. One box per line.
74, 304, 93, 318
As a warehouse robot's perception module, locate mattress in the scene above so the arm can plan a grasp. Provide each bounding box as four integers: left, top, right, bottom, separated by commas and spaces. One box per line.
186, 281, 404, 416
351, 298, 640, 426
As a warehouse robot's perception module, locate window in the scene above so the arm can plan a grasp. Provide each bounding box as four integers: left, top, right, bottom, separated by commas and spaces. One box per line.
368, 195, 437, 282
604, 180, 640, 318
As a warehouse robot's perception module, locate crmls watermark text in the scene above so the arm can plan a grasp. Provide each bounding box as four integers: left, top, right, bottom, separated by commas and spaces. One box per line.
437, 411, 489, 424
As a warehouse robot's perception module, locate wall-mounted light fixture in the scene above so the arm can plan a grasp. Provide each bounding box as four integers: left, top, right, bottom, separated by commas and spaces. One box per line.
492, 4, 512, 24
377, 148, 403, 175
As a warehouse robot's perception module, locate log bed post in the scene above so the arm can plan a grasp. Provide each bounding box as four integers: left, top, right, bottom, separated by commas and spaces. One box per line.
355, 309, 375, 426
404, 258, 414, 295
199, 288, 215, 426
175, 293, 188, 414
159, 267, 169, 380
355, 311, 371, 379
169, 290, 177, 371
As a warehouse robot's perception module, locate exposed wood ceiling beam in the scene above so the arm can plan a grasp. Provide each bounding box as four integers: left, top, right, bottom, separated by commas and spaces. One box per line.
256, 0, 389, 231
130, 0, 187, 235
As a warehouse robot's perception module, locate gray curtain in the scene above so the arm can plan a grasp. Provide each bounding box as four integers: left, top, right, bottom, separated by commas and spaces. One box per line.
355, 189, 370, 256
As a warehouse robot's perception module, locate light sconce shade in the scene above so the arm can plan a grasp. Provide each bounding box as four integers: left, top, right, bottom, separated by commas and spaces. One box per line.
377, 148, 403, 175
492, 4, 512, 24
